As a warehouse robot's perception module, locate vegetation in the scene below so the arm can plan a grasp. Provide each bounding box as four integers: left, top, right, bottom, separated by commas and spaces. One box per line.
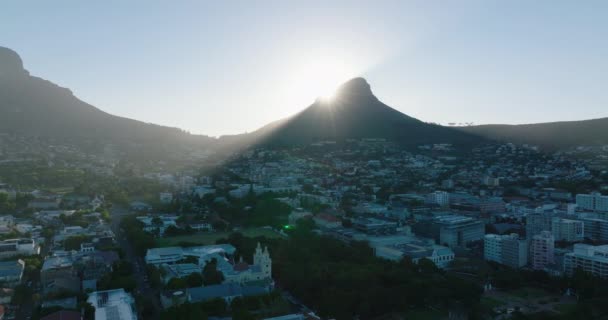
120, 215, 156, 256
97, 260, 137, 292
156, 227, 282, 247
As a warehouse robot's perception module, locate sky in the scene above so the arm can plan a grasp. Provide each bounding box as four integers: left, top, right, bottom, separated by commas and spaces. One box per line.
2, 1, 607, 136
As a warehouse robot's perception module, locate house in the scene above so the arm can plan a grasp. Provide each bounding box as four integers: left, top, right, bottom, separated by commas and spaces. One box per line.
41, 296, 78, 310
136, 215, 178, 236
0, 238, 40, 258
28, 198, 61, 210
0, 259, 25, 287
41, 256, 80, 294
0, 288, 13, 304
313, 213, 342, 229
87, 289, 137, 320
130, 201, 152, 211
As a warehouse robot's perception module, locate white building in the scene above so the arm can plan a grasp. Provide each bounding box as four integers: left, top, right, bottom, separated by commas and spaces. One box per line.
136, 215, 178, 236
484, 234, 527, 268
372, 237, 455, 269
426, 191, 450, 207
0, 239, 40, 258
576, 192, 608, 212
145, 244, 236, 265
531, 231, 554, 270
551, 218, 584, 242
87, 289, 137, 320
483, 234, 505, 263
564, 244, 608, 278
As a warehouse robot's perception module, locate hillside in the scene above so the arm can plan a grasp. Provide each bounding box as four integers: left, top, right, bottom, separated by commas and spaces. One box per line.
0, 47, 215, 161
460, 118, 608, 149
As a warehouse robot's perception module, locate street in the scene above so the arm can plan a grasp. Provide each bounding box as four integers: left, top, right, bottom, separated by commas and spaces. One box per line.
110, 207, 161, 320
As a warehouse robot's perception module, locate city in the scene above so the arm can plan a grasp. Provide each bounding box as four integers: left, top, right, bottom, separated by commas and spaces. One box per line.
2, 1, 608, 320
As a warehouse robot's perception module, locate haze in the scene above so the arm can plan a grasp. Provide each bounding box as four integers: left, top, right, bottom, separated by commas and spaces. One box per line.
2, 0, 607, 136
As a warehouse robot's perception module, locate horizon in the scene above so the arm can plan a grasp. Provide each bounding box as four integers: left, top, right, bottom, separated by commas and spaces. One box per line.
2, 1, 608, 136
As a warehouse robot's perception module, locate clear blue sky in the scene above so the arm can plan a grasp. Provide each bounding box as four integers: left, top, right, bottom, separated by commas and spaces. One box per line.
2, 1, 607, 136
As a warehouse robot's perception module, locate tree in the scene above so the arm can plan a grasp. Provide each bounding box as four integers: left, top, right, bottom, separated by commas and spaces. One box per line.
202, 258, 224, 285
186, 272, 203, 287
166, 277, 188, 290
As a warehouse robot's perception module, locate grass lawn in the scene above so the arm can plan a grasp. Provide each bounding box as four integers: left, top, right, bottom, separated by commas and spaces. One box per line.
481, 297, 505, 310
157, 228, 284, 247
553, 302, 577, 314
403, 309, 445, 320
510, 287, 549, 299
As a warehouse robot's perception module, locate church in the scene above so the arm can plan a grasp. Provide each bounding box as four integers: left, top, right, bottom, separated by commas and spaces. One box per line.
221, 242, 273, 286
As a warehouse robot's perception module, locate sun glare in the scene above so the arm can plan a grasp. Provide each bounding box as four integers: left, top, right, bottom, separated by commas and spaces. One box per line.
285, 56, 357, 106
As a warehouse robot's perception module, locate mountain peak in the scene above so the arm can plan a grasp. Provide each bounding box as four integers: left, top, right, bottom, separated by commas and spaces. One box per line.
0, 46, 27, 77
334, 77, 375, 99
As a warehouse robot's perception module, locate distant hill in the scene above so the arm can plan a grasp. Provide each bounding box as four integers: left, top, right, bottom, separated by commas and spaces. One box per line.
0, 46, 215, 161
459, 117, 608, 149
225, 78, 484, 148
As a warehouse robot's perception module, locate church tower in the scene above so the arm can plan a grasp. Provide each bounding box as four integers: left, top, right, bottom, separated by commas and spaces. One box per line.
253, 242, 272, 278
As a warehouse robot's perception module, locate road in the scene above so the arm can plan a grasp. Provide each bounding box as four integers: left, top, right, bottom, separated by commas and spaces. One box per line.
110, 207, 161, 320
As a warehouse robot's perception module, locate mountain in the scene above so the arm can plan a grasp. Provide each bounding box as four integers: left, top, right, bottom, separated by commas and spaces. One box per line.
459, 117, 608, 149
0, 46, 214, 161
227, 78, 484, 148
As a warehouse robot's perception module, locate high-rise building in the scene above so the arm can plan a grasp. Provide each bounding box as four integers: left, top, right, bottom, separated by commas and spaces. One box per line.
576, 192, 608, 212
484, 233, 528, 268
435, 215, 484, 248
525, 212, 553, 239
551, 218, 584, 242
502, 235, 529, 268
483, 234, 504, 263
426, 191, 450, 207
579, 217, 608, 242
530, 231, 554, 270
564, 244, 608, 278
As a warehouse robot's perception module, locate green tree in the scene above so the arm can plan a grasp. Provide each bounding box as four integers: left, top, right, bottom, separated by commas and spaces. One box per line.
202, 258, 224, 286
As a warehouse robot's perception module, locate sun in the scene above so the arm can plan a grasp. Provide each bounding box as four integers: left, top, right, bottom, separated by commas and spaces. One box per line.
285, 56, 357, 106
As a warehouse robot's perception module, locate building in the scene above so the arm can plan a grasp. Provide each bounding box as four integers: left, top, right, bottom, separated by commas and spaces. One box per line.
502, 235, 529, 268
579, 217, 608, 242
564, 244, 608, 278
0, 238, 40, 258
374, 240, 454, 269
145, 244, 236, 265
0, 259, 24, 286
352, 218, 397, 235
551, 218, 584, 242
312, 213, 342, 229
576, 192, 608, 212
161, 263, 201, 284
136, 215, 178, 236
426, 191, 450, 207
187, 283, 268, 304
484, 234, 528, 268
28, 198, 61, 210
435, 215, 484, 248
41, 255, 80, 294
483, 234, 506, 263
530, 231, 554, 270
525, 212, 553, 239
159, 192, 173, 204
483, 176, 500, 187
223, 243, 272, 286
87, 289, 137, 320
